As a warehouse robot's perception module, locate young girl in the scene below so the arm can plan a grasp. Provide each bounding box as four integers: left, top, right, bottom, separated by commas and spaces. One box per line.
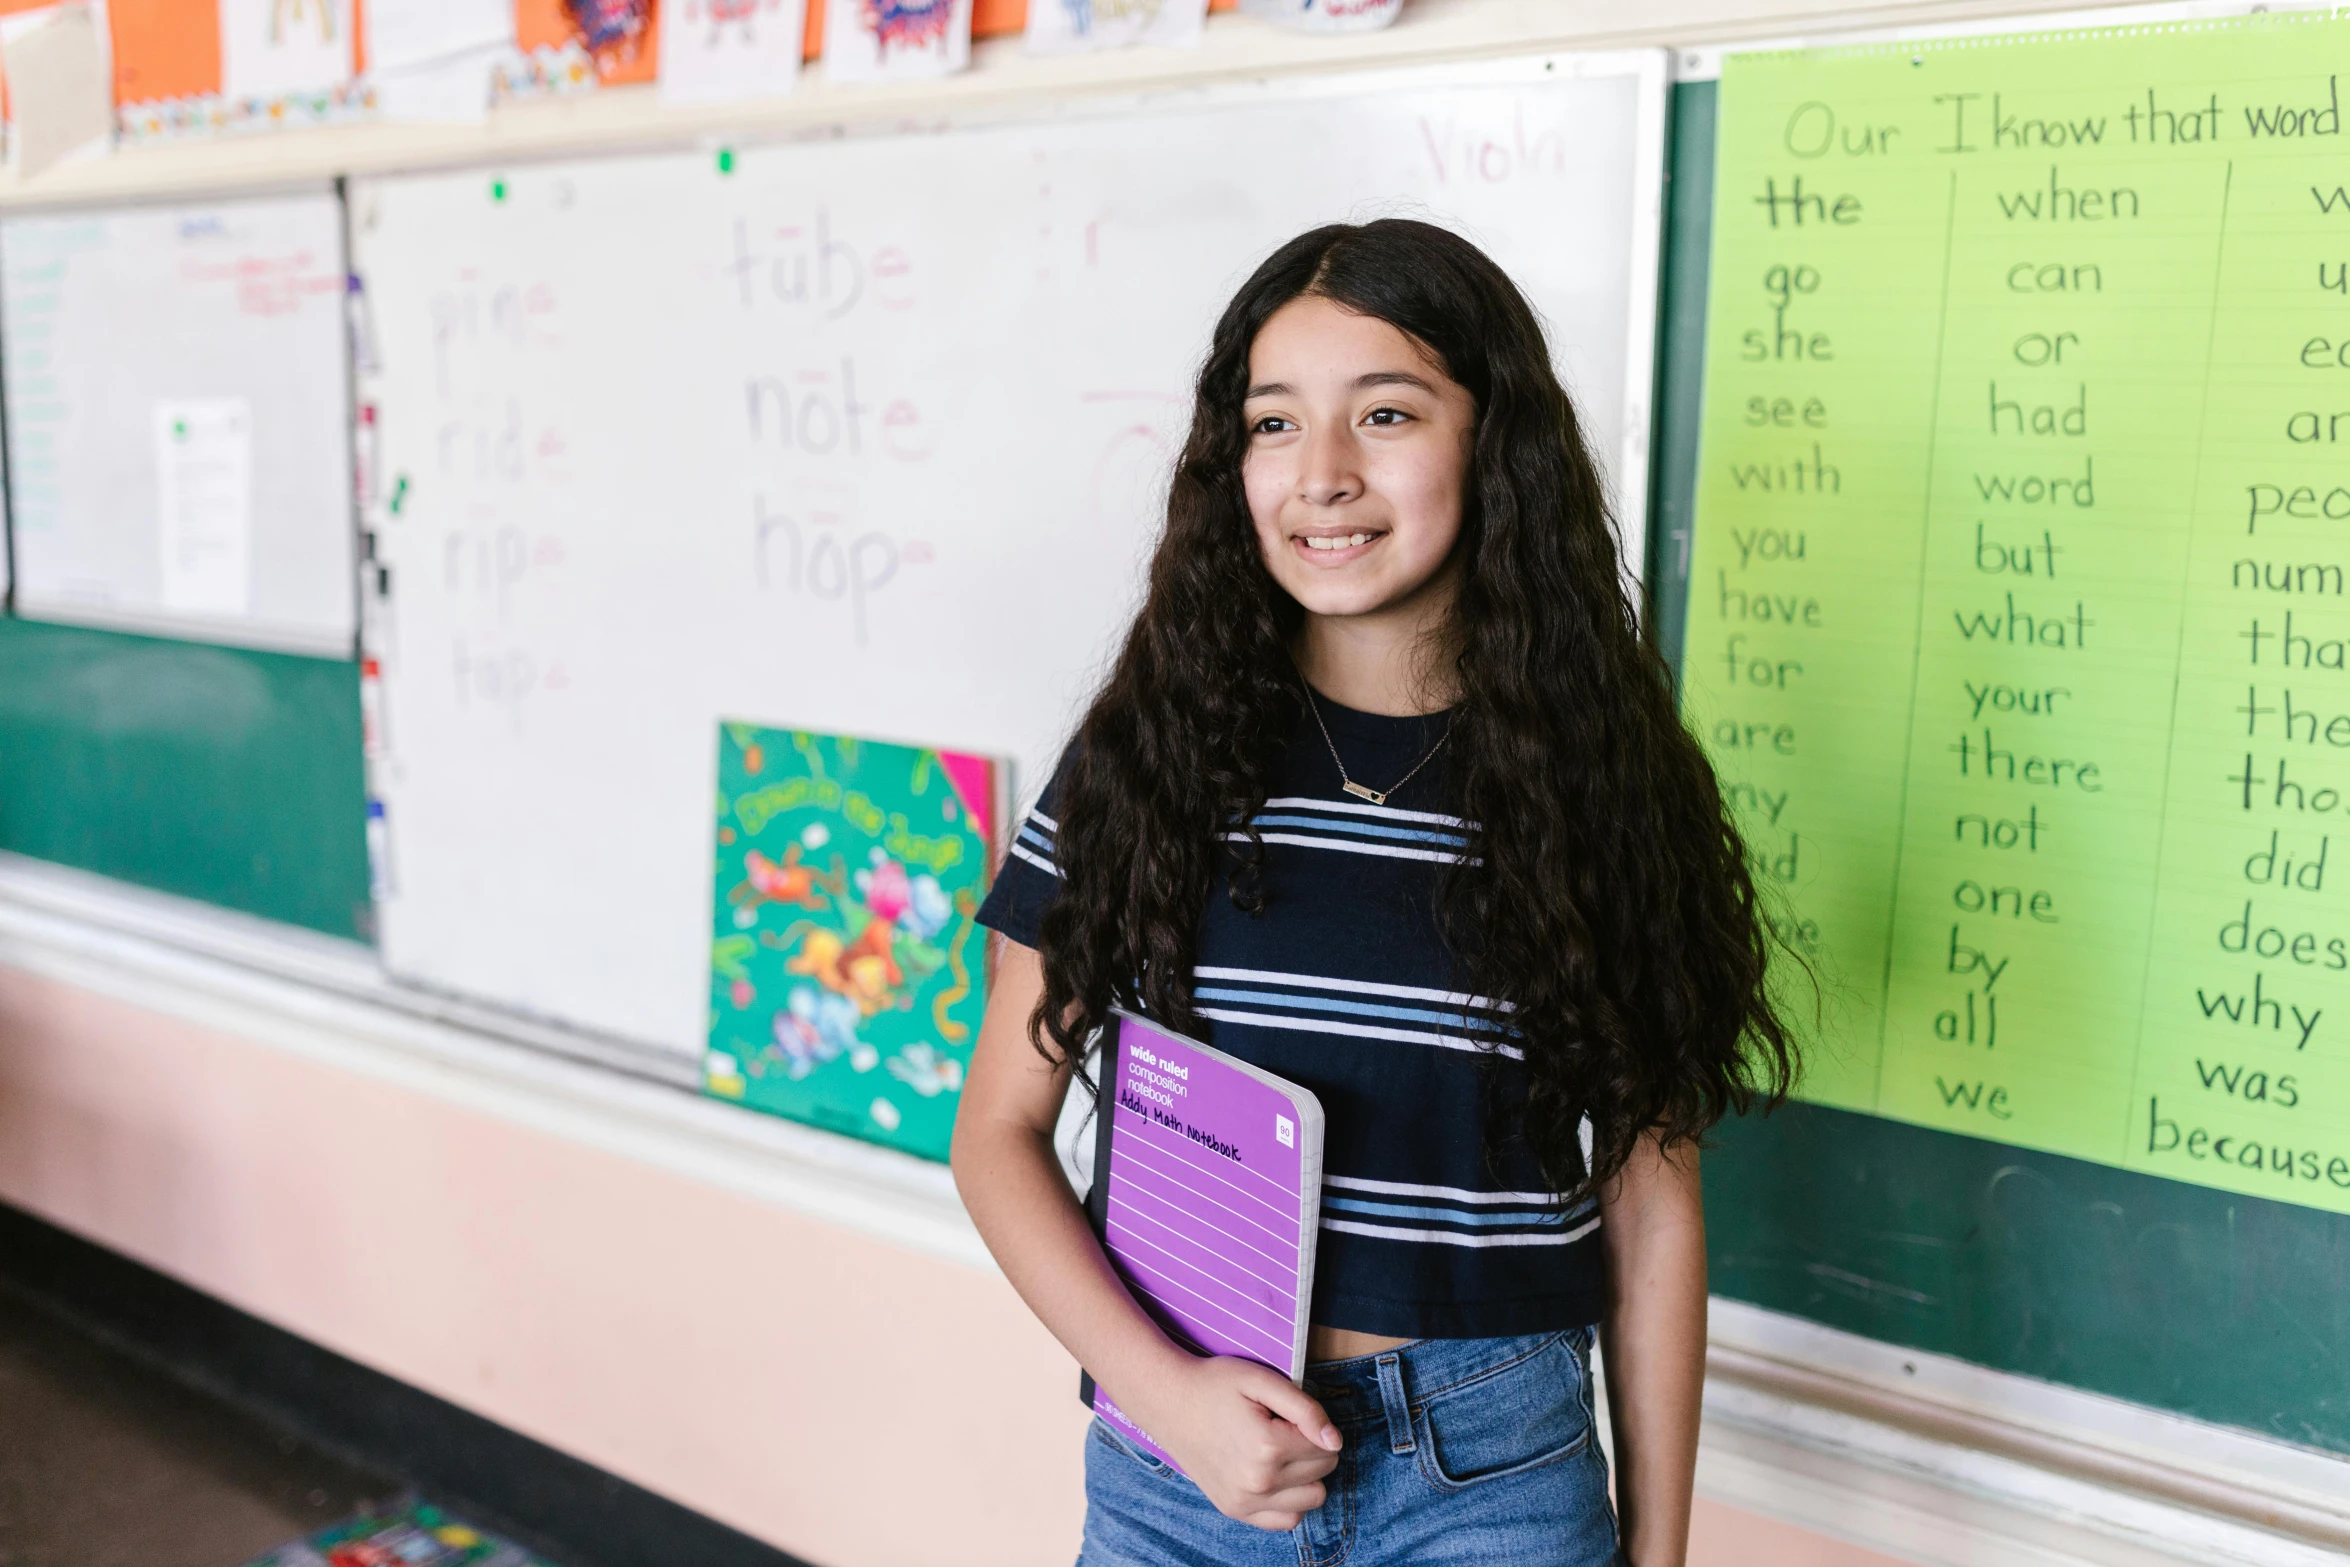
952, 220, 1795, 1567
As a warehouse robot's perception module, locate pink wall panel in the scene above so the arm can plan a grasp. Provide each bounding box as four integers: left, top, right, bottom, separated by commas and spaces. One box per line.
0, 963, 1903, 1567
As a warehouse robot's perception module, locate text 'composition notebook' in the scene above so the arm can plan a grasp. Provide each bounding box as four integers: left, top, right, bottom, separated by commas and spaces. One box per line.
1081, 1009, 1326, 1471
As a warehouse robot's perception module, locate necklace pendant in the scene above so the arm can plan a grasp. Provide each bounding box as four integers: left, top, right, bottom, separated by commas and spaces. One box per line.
1341, 780, 1388, 806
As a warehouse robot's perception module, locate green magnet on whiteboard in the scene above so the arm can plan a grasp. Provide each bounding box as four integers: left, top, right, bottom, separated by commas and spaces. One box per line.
491, 178, 507, 202
389, 475, 408, 516
717, 147, 736, 174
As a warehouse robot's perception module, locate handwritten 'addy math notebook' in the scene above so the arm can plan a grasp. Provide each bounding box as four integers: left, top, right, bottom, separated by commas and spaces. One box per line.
1081, 1010, 1326, 1469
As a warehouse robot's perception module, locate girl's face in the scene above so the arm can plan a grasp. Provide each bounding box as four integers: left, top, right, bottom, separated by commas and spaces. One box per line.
1241, 295, 1477, 624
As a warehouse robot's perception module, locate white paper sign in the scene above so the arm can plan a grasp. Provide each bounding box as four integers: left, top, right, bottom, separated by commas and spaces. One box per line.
661, 0, 805, 104
1, 3, 113, 177
822, 0, 968, 82
365, 0, 510, 71
1024, 0, 1202, 55
219, 0, 354, 101
373, 46, 502, 122
154, 399, 254, 617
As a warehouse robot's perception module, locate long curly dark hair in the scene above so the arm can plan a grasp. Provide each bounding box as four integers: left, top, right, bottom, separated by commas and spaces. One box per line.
1030, 219, 1798, 1198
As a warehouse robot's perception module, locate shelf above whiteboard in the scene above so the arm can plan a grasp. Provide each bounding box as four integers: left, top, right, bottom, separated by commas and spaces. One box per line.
0, 0, 2120, 213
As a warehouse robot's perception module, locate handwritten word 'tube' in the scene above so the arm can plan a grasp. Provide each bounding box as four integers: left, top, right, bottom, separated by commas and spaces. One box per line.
727, 212, 913, 319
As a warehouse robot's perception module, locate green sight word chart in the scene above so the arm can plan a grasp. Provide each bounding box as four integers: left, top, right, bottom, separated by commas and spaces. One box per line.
1684, 14, 2350, 1214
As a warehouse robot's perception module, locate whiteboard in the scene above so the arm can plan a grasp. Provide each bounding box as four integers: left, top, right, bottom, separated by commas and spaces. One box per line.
354, 50, 1668, 1055
0, 191, 358, 654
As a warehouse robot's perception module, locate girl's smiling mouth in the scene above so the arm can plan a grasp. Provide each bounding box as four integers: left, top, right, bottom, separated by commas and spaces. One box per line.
1292, 529, 1385, 560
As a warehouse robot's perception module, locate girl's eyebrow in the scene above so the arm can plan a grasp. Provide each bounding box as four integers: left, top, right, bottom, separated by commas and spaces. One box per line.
1244, 370, 1437, 399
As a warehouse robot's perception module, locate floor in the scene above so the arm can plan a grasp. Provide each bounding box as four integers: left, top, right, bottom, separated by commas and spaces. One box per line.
0, 1286, 390, 1567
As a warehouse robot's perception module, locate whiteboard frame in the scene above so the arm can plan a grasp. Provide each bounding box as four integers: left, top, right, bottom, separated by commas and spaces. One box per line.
0, 179, 363, 658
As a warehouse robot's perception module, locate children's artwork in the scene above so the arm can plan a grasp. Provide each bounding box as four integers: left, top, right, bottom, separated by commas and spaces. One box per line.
239, 1496, 557, 1567
705, 722, 997, 1161
561, 0, 651, 76
367, 0, 514, 123
1024, 0, 1203, 55
1238, 0, 1400, 34
659, 0, 805, 106
822, 0, 970, 83
218, 0, 354, 102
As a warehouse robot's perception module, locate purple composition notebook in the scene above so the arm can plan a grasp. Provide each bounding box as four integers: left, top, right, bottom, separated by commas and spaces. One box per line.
1083, 1010, 1326, 1471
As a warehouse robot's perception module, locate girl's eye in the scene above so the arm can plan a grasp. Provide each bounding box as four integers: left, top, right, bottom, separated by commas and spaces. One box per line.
1363, 406, 1412, 427
1250, 414, 1295, 435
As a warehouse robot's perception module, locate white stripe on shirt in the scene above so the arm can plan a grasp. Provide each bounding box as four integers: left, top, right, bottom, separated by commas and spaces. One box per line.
1261, 795, 1470, 829
1323, 1173, 1576, 1207
1320, 1213, 1603, 1248
1197, 1005, 1525, 1060
1195, 965, 1509, 1014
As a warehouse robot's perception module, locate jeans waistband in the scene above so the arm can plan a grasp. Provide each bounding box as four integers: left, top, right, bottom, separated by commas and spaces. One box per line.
1302, 1329, 1584, 1439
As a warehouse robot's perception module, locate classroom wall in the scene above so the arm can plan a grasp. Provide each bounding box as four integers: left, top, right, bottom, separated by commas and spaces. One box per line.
0, 2, 2168, 1564
0, 957, 1905, 1567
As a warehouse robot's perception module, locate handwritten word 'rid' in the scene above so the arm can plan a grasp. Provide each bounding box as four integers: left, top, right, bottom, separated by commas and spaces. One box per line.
751, 493, 916, 644
435, 399, 569, 486
728, 213, 912, 319
744, 361, 928, 461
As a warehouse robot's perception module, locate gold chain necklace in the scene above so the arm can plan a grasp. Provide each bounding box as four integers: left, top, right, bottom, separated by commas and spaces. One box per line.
1301, 685, 1453, 808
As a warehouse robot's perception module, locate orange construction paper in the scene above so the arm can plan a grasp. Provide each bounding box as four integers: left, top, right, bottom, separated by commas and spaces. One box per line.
517, 0, 659, 84
107, 0, 221, 104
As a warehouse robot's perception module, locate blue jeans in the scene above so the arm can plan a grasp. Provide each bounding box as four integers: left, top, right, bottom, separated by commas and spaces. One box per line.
1078, 1328, 1622, 1566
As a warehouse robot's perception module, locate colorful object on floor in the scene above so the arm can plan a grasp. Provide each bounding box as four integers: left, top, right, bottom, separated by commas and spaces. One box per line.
705, 721, 996, 1160
241, 1497, 557, 1567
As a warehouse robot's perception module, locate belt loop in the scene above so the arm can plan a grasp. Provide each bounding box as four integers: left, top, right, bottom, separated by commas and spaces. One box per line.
1374, 1351, 1414, 1455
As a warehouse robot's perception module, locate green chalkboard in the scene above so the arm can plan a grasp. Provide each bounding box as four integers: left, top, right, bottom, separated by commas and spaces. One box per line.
0, 618, 372, 941
1655, 78, 2350, 1456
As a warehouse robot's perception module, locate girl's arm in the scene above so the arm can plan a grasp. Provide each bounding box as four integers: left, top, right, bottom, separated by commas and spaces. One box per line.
1596, 1132, 1708, 1567
949, 938, 1342, 1530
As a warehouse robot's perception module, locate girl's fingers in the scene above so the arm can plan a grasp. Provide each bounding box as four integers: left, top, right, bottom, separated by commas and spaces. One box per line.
1263, 1481, 1329, 1514
1243, 1370, 1342, 1450
1236, 1482, 1329, 1531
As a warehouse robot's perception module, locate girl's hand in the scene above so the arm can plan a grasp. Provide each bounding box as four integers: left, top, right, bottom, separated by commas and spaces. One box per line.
1122, 1356, 1343, 1531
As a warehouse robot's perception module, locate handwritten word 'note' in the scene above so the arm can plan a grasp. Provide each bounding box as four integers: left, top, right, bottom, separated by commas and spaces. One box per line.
154, 399, 254, 617
1686, 15, 2350, 1217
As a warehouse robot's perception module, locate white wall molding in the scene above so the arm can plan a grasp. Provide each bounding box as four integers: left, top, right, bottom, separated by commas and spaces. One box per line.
0, 853, 989, 1270
1696, 1301, 2350, 1567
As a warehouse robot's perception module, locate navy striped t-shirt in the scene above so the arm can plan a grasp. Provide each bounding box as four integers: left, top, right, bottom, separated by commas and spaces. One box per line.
976, 692, 1606, 1340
